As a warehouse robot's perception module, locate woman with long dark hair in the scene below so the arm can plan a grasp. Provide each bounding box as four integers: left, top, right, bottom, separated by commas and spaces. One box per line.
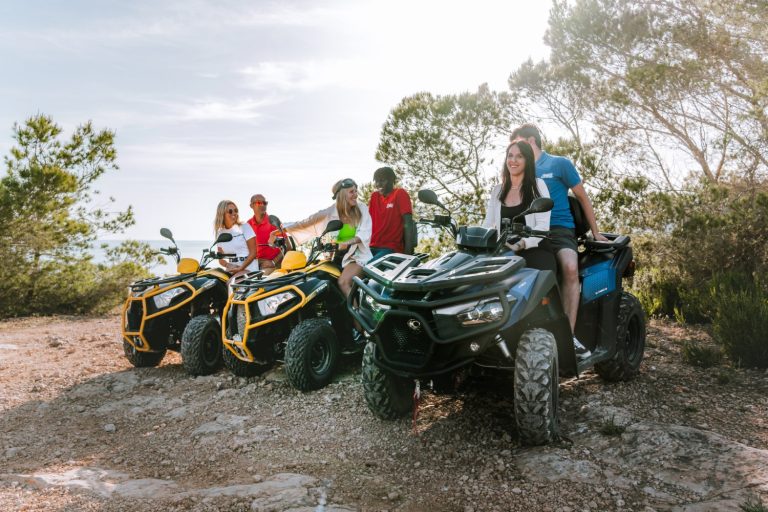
482, 140, 554, 271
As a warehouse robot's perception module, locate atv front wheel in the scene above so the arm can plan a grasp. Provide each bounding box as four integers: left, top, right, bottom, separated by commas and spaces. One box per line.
222, 344, 269, 377
284, 317, 339, 391
595, 292, 646, 382
123, 341, 166, 368
514, 328, 559, 446
362, 341, 413, 419
181, 315, 223, 376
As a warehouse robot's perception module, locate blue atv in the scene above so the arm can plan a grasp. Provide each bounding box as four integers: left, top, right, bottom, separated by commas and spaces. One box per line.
347, 190, 646, 445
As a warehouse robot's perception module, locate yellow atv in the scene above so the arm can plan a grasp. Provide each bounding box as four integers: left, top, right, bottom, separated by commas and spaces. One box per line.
221, 219, 362, 390
121, 228, 235, 375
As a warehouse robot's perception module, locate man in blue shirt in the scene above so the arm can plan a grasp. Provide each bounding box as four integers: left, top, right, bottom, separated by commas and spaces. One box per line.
511, 124, 608, 360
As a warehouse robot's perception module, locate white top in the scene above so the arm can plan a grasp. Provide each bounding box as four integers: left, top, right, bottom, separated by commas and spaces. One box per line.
284, 203, 373, 267
482, 179, 551, 249
216, 224, 259, 272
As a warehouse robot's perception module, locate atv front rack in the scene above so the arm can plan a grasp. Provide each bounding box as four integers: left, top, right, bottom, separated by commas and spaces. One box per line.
362, 253, 526, 292
130, 273, 196, 291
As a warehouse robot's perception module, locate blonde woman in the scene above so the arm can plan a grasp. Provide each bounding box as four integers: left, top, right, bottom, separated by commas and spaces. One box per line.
272, 178, 372, 296
213, 200, 259, 279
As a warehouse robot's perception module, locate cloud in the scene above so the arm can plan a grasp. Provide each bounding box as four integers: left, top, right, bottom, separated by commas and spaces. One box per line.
239, 59, 372, 92
179, 96, 283, 121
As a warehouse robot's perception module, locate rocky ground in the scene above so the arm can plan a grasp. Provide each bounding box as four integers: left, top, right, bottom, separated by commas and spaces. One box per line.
0, 315, 767, 512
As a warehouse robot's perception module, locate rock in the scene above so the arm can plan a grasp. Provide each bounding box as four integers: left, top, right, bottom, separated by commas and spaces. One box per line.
103, 423, 116, 433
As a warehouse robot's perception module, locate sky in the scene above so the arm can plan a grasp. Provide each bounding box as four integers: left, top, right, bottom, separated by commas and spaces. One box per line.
0, 0, 552, 240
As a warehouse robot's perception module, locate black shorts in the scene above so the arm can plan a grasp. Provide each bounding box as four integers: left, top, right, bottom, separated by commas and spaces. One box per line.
547, 226, 578, 254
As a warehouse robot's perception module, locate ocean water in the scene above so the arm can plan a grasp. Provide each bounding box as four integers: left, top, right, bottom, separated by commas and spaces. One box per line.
94, 240, 219, 277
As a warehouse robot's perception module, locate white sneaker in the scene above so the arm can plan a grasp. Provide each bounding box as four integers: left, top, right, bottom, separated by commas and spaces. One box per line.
573, 337, 592, 361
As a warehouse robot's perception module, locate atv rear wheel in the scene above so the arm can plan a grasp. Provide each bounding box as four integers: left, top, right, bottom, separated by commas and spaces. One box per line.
514, 328, 559, 446
595, 292, 646, 382
222, 344, 268, 377
362, 341, 413, 419
181, 315, 223, 376
284, 317, 339, 391
123, 340, 166, 367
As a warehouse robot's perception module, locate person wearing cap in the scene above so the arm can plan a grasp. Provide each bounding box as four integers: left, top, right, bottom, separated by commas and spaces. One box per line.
247, 193, 283, 275
369, 166, 415, 258
213, 199, 258, 280
270, 178, 372, 297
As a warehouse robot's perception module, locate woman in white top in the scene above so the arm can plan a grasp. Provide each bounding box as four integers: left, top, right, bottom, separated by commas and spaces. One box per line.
482, 140, 555, 272
274, 178, 372, 297
213, 200, 259, 279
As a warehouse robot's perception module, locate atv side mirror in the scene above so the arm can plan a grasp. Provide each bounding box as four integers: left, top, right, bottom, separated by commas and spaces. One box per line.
526, 197, 554, 214
418, 189, 450, 213
323, 219, 343, 235
269, 214, 282, 228
160, 228, 175, 242
215, 233, 233, 244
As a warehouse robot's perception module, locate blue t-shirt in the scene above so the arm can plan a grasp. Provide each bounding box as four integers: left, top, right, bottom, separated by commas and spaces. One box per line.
535, 152, 582, 229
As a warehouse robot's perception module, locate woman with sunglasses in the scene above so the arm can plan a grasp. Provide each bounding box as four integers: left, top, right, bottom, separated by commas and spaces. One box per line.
213, 200, 259, 278
272, 178, 372, 297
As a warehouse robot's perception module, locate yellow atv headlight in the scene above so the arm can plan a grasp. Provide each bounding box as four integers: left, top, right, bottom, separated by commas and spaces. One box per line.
256, 291, 296, 316
152, 286, 186, 309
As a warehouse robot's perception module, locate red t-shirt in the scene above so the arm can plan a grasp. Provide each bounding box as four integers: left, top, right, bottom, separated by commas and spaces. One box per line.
247, 215, 281, 260
369, 188, 413, 252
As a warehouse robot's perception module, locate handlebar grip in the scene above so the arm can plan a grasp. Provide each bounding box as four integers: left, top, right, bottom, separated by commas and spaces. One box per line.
218, 253, 236, 258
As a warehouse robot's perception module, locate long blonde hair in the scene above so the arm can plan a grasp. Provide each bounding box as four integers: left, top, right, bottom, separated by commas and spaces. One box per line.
332, 180, 362, 226
213, 199, 240, 235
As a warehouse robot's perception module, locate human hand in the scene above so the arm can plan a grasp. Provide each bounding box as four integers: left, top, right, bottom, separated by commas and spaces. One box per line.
593, 232, 609, 242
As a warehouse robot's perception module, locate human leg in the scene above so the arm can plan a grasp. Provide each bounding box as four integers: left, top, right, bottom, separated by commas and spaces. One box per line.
555, 248, 579, 331
338, 262, 363, 297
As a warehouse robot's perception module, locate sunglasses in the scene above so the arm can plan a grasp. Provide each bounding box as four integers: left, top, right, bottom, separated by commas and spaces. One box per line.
252, 201, 268, 206
332, 178, 357, 199
227, 208, 238, 215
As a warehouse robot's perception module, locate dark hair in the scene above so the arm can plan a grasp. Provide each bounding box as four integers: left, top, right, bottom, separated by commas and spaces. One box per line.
510, 123, 542, 149
373, 166, 396, 182
498, 141, 540, 207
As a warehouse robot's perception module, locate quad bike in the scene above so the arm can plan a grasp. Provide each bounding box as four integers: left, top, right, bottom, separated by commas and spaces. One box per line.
348, 190, 646, 445
121, 228, 236, 375
221, 218, 363, 391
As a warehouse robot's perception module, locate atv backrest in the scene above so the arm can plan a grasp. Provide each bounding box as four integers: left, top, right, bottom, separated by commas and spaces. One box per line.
568, 194, 590, 238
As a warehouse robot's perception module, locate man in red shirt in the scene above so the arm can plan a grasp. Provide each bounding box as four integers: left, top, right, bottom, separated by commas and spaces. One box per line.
368, 167, 415, 259
247, 194, 283, 275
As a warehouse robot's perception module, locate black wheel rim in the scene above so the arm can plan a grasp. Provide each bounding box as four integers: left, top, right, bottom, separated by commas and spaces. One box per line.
202, 326, 220, 366
625, 314, 643, 365
310, 336, 332, 375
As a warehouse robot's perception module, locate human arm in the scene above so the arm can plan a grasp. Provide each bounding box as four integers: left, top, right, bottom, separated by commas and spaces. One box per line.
518, 179, 552, 250
278, 206, 335, 246
481, 185, 500, 229
571, 183, 608, 242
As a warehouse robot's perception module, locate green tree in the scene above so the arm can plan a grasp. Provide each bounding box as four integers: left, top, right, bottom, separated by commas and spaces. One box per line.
528, 0, 768, 186
376, 84, 519, 252
0, 114, 160, 317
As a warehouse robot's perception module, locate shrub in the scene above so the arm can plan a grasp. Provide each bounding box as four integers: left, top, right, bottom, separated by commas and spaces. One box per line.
710, 273, 768, 369
681, 341, 722, 368
740, 495, 767, 512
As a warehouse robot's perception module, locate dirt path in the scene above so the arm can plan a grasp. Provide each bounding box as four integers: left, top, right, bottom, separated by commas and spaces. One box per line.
1, 315, 766, 511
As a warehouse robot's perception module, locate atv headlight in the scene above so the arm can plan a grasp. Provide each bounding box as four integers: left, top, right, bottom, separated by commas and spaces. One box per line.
257, 292, 296, 316
152, 286, 186, 309
434, 299, 507, 326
